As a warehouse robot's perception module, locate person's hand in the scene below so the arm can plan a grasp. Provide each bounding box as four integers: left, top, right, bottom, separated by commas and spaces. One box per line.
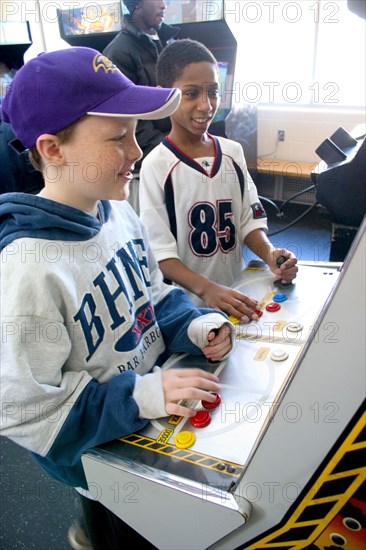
203, 323, 233, 362
200, 280, 259, 323
270, 249, 298, 283
162, 368, 220, 416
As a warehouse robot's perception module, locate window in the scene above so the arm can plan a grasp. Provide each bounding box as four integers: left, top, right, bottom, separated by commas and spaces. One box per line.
2, 0, 364, 107
225, 0, 366, 107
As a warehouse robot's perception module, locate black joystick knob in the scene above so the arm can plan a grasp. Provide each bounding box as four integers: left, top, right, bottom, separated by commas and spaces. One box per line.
275, 255, 293, 286
276, 255, 288, 267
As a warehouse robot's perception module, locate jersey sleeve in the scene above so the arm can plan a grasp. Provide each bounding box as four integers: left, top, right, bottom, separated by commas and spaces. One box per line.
139, 147, 181, 263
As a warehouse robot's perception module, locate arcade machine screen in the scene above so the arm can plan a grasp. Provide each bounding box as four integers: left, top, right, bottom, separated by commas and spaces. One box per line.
57, 1, 122, 51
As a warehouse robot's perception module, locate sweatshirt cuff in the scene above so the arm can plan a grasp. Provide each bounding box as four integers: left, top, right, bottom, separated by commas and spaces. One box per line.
132, 367, 167, 419
187, 313, 236, 359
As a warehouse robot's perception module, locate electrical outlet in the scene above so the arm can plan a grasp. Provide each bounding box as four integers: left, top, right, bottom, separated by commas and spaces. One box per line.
278, 130, 285, 142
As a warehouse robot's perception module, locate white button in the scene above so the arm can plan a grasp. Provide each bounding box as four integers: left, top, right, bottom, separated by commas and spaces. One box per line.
287, 322, 303, 332
270, 349, 289, 361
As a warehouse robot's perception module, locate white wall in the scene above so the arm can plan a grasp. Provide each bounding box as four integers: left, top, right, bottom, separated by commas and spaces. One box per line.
225, 0, 366, 163
257, 105, 366, 162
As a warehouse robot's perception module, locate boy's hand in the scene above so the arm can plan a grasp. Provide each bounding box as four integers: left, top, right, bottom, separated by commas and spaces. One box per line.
162, 368, 220, 417
201, 281, 259, 323
270, 249, 298, 284
203, 323, 233, 362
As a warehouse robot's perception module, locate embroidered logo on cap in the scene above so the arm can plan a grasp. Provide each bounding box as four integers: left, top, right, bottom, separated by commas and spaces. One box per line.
93, 53, 118, 73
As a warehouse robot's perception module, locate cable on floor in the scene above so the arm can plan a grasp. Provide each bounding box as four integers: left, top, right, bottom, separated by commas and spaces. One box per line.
267, 202, 318, 237
260, 184, 319, 236
278, 184, 316, 212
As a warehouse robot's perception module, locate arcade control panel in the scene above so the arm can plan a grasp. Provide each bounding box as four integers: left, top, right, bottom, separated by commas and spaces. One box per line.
83, 260, 341, 493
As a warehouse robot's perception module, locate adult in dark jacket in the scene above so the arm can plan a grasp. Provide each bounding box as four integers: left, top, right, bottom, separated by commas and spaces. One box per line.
103, 0, 179, 211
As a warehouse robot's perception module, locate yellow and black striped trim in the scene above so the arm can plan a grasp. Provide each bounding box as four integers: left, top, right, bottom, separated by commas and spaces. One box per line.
243, 406, 365, 549
119, 433, 243, 479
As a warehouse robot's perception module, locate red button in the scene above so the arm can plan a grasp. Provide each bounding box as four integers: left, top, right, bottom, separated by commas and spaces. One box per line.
254, 308, 263, 318
266, 302, 281, 312
190, 411, 211, 428
202, 393, 221, 410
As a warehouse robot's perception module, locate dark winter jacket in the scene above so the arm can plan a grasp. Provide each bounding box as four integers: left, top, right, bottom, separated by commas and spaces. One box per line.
103, 17, 180, 170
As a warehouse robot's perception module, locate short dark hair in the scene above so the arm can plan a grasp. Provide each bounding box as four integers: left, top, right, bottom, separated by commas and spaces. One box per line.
123, 0, 141, 14
157, 39, 217, 88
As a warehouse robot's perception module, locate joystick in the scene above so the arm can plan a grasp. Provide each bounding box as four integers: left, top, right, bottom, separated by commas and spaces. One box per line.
276, 255, 288, 267
276, 255, 292, 286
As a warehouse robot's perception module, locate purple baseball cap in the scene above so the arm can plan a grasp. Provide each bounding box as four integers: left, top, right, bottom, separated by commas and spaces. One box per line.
1, 46, 181, 151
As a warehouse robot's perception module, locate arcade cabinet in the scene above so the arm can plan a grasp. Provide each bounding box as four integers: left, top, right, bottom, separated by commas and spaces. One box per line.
81, 218, 365, 549
164, 0, 258, 180
312, 125, 366, 260
0, 21, 44, 194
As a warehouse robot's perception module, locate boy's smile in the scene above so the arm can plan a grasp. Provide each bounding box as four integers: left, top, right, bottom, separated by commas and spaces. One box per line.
42, 116, 142, 213
169, 61, 220, 145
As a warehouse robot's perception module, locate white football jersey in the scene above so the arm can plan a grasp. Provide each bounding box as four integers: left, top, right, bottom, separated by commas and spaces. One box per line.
140, 135, 267, 305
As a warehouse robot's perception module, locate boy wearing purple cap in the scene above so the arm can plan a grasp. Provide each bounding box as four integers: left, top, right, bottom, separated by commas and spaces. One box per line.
0, 47, 235, 549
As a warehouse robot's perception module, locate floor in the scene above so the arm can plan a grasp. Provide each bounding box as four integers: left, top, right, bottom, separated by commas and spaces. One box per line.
245, 200, 333, 264
0, 438, 80, 550
0, 202, 335, 550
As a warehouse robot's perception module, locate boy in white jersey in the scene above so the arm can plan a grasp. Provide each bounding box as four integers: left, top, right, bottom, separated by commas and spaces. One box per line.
0, 47, 235, 549
139, 39, 298, 323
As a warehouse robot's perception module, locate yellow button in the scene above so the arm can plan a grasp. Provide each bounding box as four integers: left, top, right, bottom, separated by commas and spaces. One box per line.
229, 315, 241, 325
174, 431, 196, 449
